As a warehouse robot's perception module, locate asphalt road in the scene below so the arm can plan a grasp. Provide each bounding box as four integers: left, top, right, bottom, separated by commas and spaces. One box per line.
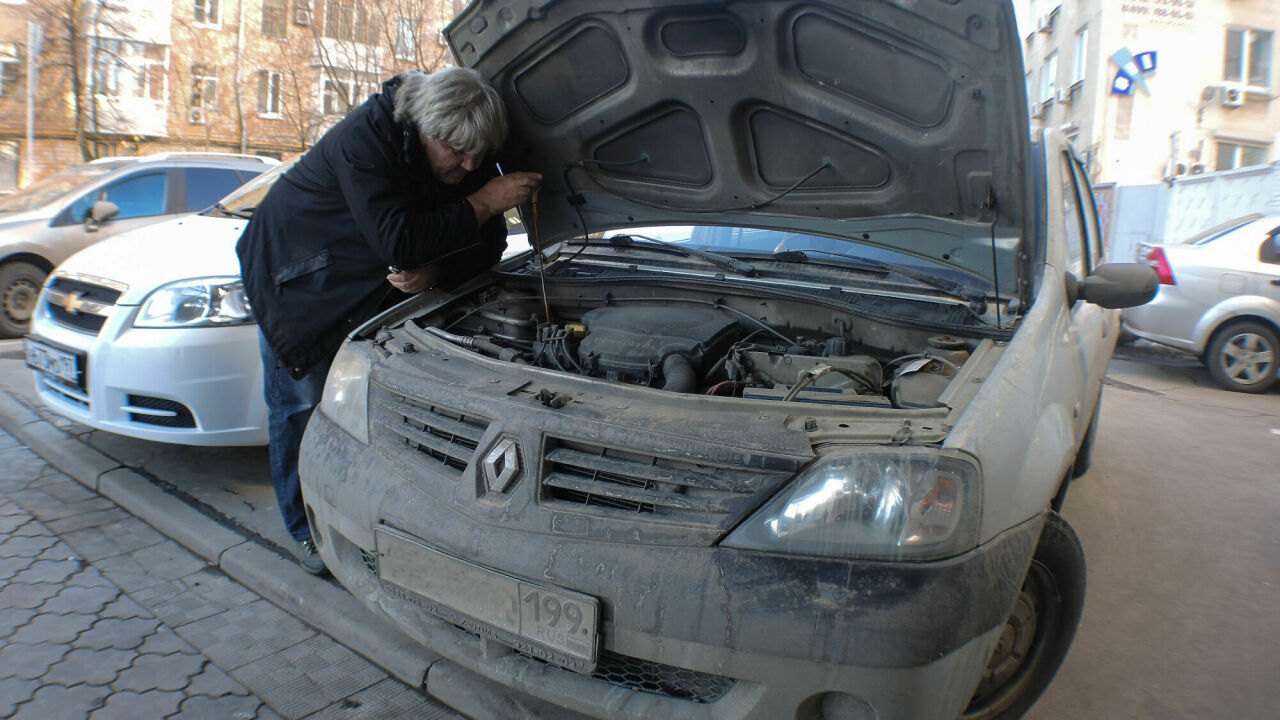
0, 337, 1276, 719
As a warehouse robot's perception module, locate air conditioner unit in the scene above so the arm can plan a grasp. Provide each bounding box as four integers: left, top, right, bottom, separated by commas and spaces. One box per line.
294, 8, 312, 26
1221, 84, 1245, 107
188, 108, 205, 124
1056, 87, 1073, 105
1030, 102, 1046, 119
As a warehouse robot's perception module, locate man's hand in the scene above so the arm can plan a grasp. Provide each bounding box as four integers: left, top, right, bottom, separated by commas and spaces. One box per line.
387, 264, 442, 294
468, 171, 542, 224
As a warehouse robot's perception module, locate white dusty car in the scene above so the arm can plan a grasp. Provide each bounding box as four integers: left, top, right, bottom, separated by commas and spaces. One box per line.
22, 162, 294, 446
299, 2, 1157, 720
24, 159, 536, 447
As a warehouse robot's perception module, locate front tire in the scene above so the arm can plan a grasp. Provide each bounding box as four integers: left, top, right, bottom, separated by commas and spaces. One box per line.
961, 513, 1085, 720
1205, 320, 1278, 394
0, 261, 47, 338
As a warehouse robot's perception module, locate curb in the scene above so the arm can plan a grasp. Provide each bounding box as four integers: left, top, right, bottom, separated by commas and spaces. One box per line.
0, 387, 439, 694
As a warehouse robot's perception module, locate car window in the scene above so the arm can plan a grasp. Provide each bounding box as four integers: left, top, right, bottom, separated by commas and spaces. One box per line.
1059, 153, 1087, 277
1261, 227, 1280, 265
0, 162, 125, 213
64, 171, 169, 223
185, 168, 251, 212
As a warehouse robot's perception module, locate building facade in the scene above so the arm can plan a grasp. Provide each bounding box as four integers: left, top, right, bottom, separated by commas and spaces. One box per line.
1018, 0, 1278, 186
0, 0, 460, 190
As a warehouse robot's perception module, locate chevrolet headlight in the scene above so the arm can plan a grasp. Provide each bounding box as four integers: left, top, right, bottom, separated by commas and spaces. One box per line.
723, 449, 981, 561
134, 277, 254, 328
317, 342, 372, 443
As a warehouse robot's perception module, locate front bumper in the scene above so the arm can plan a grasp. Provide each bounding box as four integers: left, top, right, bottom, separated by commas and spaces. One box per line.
301, 405, 1041, 720
28, 305, 266, 446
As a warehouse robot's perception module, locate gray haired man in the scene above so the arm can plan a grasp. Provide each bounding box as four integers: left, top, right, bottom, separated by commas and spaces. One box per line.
236, 68, 540, 574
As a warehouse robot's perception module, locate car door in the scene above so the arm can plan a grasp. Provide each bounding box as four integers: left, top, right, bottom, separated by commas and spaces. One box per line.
1061, 150, 1110, 437
44, 168, 177, 264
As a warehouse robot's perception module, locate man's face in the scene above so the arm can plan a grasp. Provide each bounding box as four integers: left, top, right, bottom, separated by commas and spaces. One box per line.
424, 137, 481, 185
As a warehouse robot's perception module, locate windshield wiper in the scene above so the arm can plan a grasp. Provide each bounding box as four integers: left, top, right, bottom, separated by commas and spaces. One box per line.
772, 248, 987, 303
567, 234, 758, 277
209, 202, 253, 219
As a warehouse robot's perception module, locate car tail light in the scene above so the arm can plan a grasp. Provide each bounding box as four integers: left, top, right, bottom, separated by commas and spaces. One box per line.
1146, 247, 1176, 285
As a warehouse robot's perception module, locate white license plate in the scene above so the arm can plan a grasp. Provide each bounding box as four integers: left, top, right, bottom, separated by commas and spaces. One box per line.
24, 339, 83, 387
375, 526, 599, 672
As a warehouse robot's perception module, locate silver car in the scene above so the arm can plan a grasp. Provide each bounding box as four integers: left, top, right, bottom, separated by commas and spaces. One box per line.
0, 152, 277, 337
1123, 215, 1280, 393
299, 1, 1156, 719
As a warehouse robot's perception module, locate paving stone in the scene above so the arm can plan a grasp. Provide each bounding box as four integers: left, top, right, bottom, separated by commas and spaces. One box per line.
0, 512, 28, 533
0, 606, 36, 639
14, 491, 116, 524
47, 507, 130, 534
11, 556, 85, 585
0, 641, 67, 680
171, 694, 266, 720
94, 553, 170, 593
303, 678, 455, 720
88, 689, 183, 720
0, 676, 38, 716
0, 554, 31, 580
10, 609, 96, 644
35, 539, 81, 562
279, 635, 385, 701
10, 682, 109, 720
65, 565, 116, 590
177, 601, 315, 670
0, 449, 46, 485
9, 519, 49, 538
0, 534, 57, 558
100, 595, 152, 622
41, 582, 119, 615
231, 653, 330, 719
74, 616, 160, 651
0, 581, 61, 609
129, 541, 209, 582
184, 567, 260, 610
62, 517, 166, 561
43, 478, 100, 503
113, 650, 205, 692
186, 662, 252, 698
45, 647, 136, 686
136, 625, 199, 656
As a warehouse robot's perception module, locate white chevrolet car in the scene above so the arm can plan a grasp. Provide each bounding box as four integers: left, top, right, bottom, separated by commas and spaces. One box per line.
22, 162, 295, 446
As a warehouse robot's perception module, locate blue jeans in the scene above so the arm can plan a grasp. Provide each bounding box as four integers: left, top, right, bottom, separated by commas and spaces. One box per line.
259, 331, 330, 543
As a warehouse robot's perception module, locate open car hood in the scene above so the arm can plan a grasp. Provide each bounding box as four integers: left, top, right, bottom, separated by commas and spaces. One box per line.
448, 0, 1033, 293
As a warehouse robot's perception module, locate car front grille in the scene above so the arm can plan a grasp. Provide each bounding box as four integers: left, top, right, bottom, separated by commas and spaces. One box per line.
44, 275, 124, 336
125, 395, 196, 428
374, 390, 491, 478
541, 438, 788, 532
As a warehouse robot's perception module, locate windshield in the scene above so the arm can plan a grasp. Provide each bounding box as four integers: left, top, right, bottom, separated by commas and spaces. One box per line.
0, 161, 128, 214
216, 155, 300, 214
586, 224, 992, 295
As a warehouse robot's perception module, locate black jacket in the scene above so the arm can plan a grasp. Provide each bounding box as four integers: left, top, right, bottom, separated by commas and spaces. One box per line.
237, 75, 506, 378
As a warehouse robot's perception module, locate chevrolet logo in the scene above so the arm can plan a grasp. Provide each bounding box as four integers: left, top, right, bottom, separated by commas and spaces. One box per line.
61, 291, 88, 315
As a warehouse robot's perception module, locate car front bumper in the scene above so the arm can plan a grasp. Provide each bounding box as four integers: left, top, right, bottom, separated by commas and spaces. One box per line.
301, 407, 1042, 720
27, 306, 266, 446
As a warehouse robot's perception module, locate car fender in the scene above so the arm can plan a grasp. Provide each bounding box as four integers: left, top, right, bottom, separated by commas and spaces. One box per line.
1191, 295, 1280, 353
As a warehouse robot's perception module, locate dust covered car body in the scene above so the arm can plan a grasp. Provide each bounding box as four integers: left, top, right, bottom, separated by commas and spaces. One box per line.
299, 1, 1155, 718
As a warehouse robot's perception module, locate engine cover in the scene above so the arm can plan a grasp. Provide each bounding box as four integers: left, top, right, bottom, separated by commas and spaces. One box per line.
578, 306, 738, 381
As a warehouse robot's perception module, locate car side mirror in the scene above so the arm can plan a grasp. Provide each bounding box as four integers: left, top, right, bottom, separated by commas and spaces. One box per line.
1066, 263, 1158, 309
1261, 230, 1280, 265
84, 200, 119, 231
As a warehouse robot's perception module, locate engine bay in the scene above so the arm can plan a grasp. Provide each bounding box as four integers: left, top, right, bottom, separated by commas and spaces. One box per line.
400, 276, 979, 411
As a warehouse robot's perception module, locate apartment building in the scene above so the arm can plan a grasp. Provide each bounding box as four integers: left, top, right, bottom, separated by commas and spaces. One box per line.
0, 0, 460, 190
1018, 0, 1279, 185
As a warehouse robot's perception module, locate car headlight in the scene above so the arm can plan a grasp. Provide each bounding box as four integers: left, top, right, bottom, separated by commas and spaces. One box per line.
722, 449, 981, 561
134, 277, 254, 328
317, 342, 372, 444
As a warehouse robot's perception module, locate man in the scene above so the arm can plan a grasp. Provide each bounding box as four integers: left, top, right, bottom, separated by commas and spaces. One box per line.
237, 68, 540, 574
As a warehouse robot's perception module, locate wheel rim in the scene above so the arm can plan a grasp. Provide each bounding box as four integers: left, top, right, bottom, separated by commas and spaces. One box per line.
964, 561, 1059, 716
1218, 331, 1275, 386
2, 277, 38, 323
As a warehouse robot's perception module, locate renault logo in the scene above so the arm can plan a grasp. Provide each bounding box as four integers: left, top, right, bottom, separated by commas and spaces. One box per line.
61, 291, 87, 315
482, 438, 521, 494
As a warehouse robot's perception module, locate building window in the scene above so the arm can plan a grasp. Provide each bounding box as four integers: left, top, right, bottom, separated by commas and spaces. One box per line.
0, 43, 19, 97
1071, 27, 1087, 85
0, 140, 17, 194
1215, 141, 1269, 171
320, 69, 378, 115
193, 0, 220, 27
1040, 51, 1058, 102
191, 64, 217, 110
324, 1, 378, 45
1224, 28, 1273, 89
261, 0, 287, 39
257, 69, 282, 116
395, 18, 416, 61
92, 40, 165, 101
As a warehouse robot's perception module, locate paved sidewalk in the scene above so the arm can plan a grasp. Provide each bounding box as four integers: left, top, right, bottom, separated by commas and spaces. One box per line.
0, 429, 452, 719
